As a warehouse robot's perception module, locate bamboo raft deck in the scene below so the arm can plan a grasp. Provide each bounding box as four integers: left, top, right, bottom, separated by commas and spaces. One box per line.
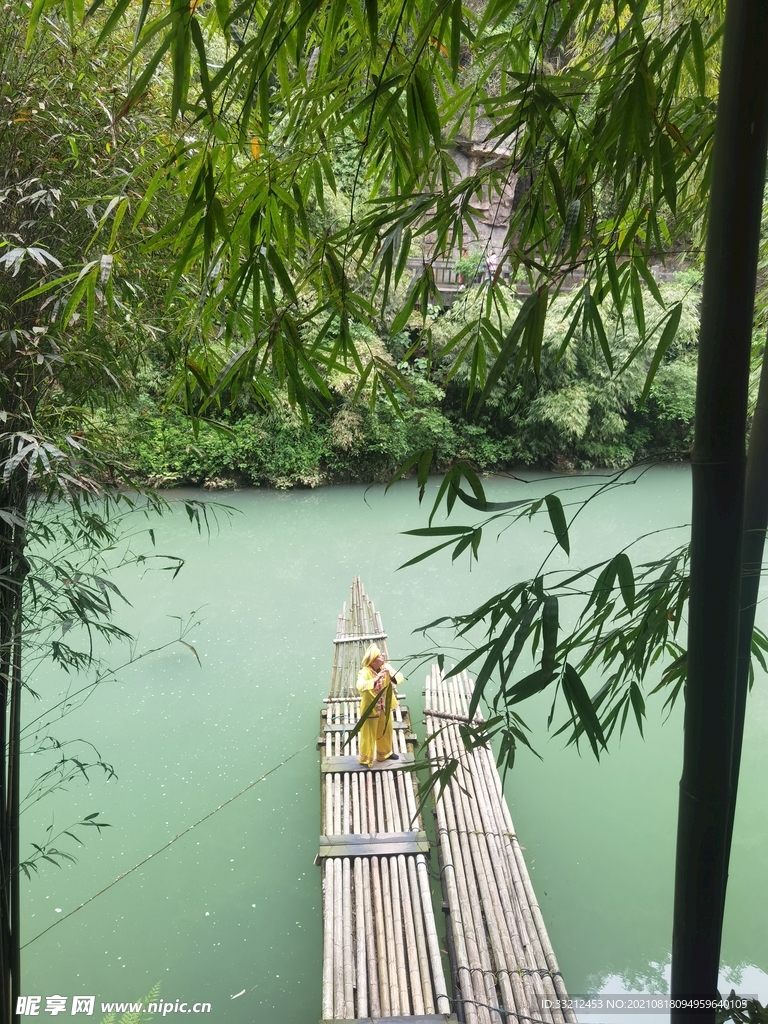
425, 665, 577, 1024
318, 578, 455, 1023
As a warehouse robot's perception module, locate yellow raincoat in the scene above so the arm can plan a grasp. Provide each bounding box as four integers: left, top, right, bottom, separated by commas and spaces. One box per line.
356, 644, 404, 767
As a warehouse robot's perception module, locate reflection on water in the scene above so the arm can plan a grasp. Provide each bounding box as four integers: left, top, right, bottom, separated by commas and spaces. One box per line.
20, 469, 768, 1019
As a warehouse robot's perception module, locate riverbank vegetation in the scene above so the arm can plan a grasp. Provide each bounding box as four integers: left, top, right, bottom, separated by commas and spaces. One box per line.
97, 276, 703, 489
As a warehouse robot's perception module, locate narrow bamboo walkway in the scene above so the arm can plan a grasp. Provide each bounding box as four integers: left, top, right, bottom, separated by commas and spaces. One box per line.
318, 577, 455, 1023
425, 666, 577, 1024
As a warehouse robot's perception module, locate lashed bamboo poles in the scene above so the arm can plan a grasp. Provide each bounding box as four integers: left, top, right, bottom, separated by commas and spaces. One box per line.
320, 579, 451, 1020
425, 664, 577, 1024
450, 673, 574, 1022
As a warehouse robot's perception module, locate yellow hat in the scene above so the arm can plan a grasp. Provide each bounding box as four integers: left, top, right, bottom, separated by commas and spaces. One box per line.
362, 643, 381, 668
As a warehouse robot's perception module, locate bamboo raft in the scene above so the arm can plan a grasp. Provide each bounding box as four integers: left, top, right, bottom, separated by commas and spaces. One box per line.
318, 578, 455, 1023
425, 666, 577, 1024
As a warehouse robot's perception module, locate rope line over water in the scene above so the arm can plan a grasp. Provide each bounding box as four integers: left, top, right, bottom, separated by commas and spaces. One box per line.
21, 738, 314, 949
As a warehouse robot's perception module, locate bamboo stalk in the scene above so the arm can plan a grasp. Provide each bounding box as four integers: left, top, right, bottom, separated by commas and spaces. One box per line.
375, 855, 397, 1016
374, 773, 386, 833
382, 767, 395, 833
362, 858, 380, 1017
322, 859, 334, 1020
333, 857, 344, 1018
351, 771, 360, 835
416, 853, 451, 1015
401, 853, 429, 1014
401, 769, 419, 833
342, 771, 350, 835
342, 856, 354, 1015
324, 776, 333, 837
333, 773, 341, 836
374, 856, 397, 1015
387, 854, 411, 1015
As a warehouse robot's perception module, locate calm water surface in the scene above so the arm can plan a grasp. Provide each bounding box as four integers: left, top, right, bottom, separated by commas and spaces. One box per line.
21, 467, 768, 1019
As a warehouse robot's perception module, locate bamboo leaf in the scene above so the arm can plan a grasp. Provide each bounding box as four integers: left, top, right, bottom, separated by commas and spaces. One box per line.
690, 19, 706, 96
541, 595, 559, 674
563, 663, 606, 756
640, 301, 683, 403
544, 494, 569, 556
629, 682, 645, 736
364, 0, 378, 46
614, 552, 636, 611
658, 133, 677, 216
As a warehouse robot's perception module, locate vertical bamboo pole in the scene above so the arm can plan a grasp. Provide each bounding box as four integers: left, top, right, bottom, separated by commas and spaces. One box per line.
322, 859, 334, 1020
362, 857, 380, 1017
375, 774, 386, 833
416, 854, 452, 1015
403, 854, 431, 1013
342, 856, 354, 1016
372, 856, 391, 1016
333, 857, 344, 1018
387, 854, 411, 1015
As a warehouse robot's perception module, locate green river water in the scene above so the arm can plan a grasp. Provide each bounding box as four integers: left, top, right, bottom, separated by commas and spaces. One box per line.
21, 467, 768, 1021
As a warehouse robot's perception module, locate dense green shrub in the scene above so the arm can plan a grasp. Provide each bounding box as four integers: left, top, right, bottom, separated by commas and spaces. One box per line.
100, 277, 703, 488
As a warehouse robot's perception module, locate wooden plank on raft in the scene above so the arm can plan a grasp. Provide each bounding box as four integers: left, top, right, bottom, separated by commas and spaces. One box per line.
333, 632, 388, 644
321, 721, 413, 732
317, 833, 430, 859
320, 832, 430, 848
324, 695, 407, 703
320, 754, 415, 773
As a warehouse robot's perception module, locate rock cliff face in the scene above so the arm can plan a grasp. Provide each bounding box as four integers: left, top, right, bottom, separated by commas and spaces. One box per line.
418, 122, 519, 265
450, 128, 519, 250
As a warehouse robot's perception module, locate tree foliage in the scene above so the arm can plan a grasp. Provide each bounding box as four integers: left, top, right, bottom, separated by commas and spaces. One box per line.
20, 0, 724, 426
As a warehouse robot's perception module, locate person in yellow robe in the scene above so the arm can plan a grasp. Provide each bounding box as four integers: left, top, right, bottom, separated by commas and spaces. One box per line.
356, 643, 404, 768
